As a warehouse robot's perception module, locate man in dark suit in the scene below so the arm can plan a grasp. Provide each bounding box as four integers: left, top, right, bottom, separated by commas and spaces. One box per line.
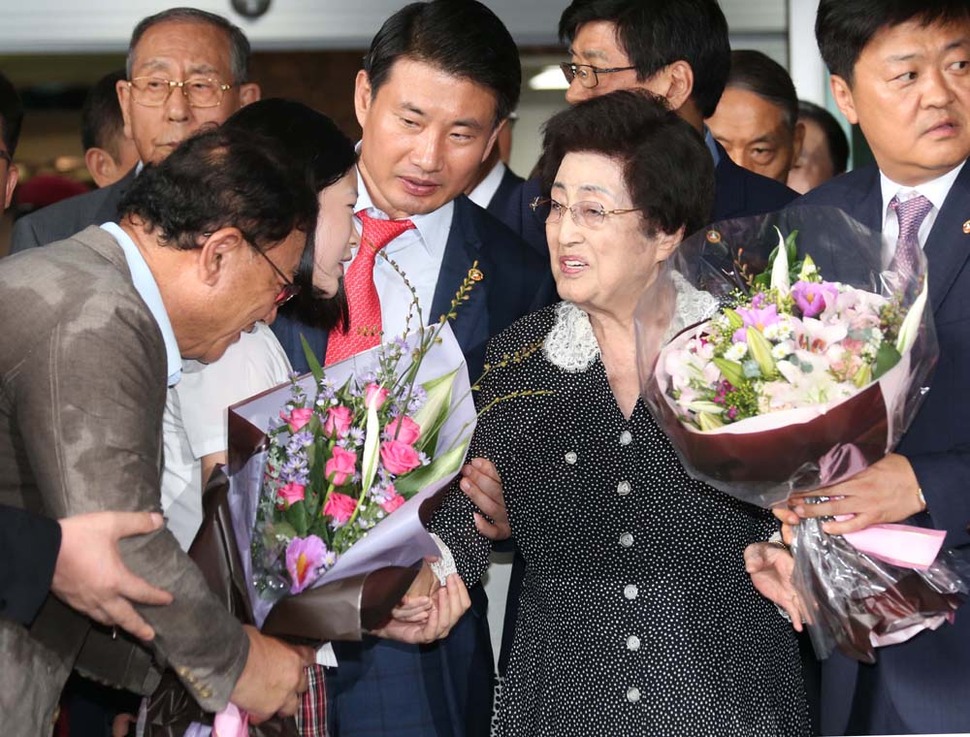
558, 0, 797, 223
316, 4, 555, 737
0, 127, 320, 734
749, 1, 970, 733
10, 7, 260, 254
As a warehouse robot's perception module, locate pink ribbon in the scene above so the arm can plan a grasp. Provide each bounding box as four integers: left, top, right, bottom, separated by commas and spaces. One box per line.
841, 521, 946, 570
213, 703, 249, 737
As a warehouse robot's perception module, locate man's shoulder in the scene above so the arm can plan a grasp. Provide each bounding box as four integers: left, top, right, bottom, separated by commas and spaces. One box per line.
714, 155, 797, 219
11, 177, 129, 253
795, 165, 880, 208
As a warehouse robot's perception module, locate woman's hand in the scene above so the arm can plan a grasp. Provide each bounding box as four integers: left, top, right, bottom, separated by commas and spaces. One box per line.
372, 574, 471, 644
743, 542, 804, 631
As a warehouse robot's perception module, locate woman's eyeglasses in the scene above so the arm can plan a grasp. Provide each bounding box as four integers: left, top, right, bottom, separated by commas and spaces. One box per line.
531, 197, 641, 229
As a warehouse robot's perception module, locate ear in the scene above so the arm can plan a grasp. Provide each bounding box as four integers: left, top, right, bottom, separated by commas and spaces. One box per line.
3, 163, 18, 211
830, 75, 859, 125
354, 70, 373, 130
661, 61, 694, 112
481, 118, 507, 164
84, 148, 116, 189
116, 78, 135, 143
791, 120, 806, 165
238, 83, 261, 106
655, 226, 685, 263
197, 226, 247, 287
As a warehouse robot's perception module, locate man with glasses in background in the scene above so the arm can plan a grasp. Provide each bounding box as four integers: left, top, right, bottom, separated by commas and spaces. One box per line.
11, 6, 260, 253
557, 0, 797, 221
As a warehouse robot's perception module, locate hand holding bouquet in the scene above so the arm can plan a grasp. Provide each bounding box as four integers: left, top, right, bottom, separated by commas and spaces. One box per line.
635, 206, 967, 662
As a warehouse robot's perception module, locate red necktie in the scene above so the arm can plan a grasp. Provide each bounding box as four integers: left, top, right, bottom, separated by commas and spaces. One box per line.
324, 211, 416, 366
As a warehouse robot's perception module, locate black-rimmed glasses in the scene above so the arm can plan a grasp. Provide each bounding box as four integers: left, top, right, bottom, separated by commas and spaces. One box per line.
531, 197, 641, 229
128, 76, 233, 108
250, 245, 301, 307
560, 61, 637, 89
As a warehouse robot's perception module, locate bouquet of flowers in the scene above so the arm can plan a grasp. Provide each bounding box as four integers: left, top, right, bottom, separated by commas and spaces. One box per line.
226, 315, 476, 641
635, 206, 967, 662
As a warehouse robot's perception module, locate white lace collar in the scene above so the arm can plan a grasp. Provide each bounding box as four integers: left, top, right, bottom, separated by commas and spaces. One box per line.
543, 274, 719, 373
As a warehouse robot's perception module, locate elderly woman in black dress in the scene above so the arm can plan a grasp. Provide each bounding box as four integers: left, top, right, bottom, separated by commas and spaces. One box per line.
431, 91, 809, 736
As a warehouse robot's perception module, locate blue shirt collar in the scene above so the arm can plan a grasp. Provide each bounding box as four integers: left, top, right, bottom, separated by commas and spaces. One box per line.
100, 222, 182, 386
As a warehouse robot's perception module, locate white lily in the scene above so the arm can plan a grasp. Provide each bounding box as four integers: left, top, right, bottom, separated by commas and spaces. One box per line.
896, 282, 929, 354
770, 227, 790, 295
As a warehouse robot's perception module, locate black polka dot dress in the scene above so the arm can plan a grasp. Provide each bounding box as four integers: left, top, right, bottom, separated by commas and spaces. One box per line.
432, 304, 810, 737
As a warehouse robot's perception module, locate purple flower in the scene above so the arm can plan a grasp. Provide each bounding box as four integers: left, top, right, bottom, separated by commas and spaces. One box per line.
737, 304, 780, 332
285, 535, 329, 594
791, 281, 838, 318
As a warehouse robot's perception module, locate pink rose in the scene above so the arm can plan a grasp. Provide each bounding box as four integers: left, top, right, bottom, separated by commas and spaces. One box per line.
364, 383, 389, 410
386, 415, 421, 445
380, 440, 422, 476
276, 482, 306, 508
381, 488, 406, 514
324, 405, 353, 439
280, 407, 314, 433
324, 492, 358, 525
325, 446, 357, 486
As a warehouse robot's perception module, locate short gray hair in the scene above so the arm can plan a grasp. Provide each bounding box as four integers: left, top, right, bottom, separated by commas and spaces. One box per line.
126, 7, 251, 85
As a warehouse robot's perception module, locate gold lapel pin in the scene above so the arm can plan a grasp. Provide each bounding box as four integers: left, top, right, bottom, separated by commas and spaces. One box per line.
962, 219, 970, 234
468, 267, 484, 282
706, 229, 722, 243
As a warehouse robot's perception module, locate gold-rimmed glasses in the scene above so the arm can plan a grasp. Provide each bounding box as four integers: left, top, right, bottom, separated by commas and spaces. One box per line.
128, 76, 233, 108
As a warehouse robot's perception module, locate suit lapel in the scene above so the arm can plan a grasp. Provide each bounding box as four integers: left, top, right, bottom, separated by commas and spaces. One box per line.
924, 161, 970, 312
431, 197, 488, 352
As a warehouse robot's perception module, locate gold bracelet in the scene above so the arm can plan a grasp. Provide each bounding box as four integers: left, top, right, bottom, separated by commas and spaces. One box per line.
916, 486, 927, 512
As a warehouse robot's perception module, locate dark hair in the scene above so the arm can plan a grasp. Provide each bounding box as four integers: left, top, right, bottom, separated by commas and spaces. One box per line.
816, 0, 970, 82
540, 89, 714, 238
120, 126, 318, 254
127, 7, 251, 84
797, 99, 850, 176
81, 69, 127, 157
558, 0, 730, 118
223, 98, 357, 330
726, 50, 798, 131
363, 0, 521, 124
0, 71, 24, 157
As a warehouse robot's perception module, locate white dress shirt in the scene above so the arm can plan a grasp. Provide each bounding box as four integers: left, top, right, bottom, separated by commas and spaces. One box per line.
353, 168, 455, 338
878, 161, 966, 263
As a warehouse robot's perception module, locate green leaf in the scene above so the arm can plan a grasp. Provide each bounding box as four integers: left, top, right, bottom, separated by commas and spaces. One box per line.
872, 341, 901, 381
713, 357, 746, 388
746, 327, 777, 379
301, 334, 324, 383
393, 438, 471, 496
687, 401, 725, 415
284, 500, 309, 537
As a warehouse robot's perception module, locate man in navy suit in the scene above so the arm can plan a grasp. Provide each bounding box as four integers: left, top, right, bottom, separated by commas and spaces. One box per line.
750, 1, 970, 733
316, 4, 556, 737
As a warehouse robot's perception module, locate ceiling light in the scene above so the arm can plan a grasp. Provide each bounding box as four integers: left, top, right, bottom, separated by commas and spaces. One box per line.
528, 65, 568, 91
